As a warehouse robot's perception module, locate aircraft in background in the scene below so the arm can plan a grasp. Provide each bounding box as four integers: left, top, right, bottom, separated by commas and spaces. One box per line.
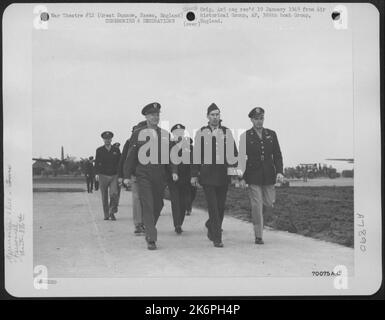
326, 158, 354, 164
33, 146, 72, 176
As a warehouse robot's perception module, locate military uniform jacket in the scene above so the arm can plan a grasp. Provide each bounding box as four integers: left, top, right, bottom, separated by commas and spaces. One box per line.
167, 137, 193, 185
118, 138, 130, 178
240, 127, 283, 186
94, 145, 121, 176
85, 161, 94, 177
191, 123, 238, 186
123, 125, 177, 179
118, 121, 148, 178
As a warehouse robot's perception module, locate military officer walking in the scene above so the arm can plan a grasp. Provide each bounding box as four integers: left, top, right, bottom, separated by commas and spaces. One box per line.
84, 156, 95, 193
191, 103, 239, 248
123, 103, 177, 250
238, 107, 284, 244
118, 120, 147, 236
185, 184, 197, 216
113, 142, 122, 206
95, 131, 121, 221
167, 124, 193, 234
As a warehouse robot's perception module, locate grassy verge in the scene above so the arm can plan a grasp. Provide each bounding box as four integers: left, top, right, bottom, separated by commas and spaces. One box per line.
181, 185, 354, 248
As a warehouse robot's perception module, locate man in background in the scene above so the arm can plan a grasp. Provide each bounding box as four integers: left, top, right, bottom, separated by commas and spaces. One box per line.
84, 156, 95, 193
95, 131, 121, 221
118, 121, 147, 236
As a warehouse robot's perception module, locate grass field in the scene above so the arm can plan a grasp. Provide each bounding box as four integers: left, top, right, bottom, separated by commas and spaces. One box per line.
188, 186, 354, 248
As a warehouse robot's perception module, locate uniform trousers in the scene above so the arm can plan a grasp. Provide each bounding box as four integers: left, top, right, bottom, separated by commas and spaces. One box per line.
186, 185, 197, 212
136, 164, 166, 242
99, 174, 119, 219
247, 184, 276, 238
167, 181, 190, 228
86, 175, 94, 193
131, 179, 143, 227
202, 184, 229, 243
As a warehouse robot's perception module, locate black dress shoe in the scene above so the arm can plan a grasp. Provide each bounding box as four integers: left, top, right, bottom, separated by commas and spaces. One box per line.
104, 217, 109, 220
255, 238, 264, 245
205, 223, 213, 241
110, 214, 116, 221
134, 226, 142, 235
147, 241, 157, 250
175, 226, 183, 234
214, 242, 224, 248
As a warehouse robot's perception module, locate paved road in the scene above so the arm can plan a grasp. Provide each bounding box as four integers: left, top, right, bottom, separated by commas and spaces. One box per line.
33, 187, 354, 278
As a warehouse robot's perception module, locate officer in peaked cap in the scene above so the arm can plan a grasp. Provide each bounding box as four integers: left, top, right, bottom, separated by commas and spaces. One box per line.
167, 123, 193, 234
101, 131, 114, 139
123, 102, 177, 250
141, 102, 161, 115
238, 107, 284, 244
248, 107, 264, 118
95, 131, 121, 221
170, 123, 185, 132
170, 124, 196, 217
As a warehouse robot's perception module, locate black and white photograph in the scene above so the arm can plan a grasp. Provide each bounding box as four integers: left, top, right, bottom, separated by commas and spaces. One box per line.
3, 2, 382, 298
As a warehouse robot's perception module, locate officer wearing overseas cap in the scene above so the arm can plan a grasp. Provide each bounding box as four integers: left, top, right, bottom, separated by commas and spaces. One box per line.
238, 107, 284, 244
167, 123, 193, 234
191, 103, 239, 248
85, 156, 95, 193
118, 120, 147, 236
95, 131, 121, 220
123, 103, 177, 250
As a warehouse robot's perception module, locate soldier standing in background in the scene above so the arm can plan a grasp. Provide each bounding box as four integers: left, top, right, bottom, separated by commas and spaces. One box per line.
238, 107, 284, 244
95, 131, 121, 221
85, 156, 95, 193
123, 103, 177, 250
118, 120, 147, 236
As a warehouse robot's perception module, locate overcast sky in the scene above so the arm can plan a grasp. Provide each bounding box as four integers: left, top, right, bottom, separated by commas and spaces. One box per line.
32, 4, 355, 170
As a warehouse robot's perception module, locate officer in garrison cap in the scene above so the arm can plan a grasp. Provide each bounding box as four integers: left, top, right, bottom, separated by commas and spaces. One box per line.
118, 120, 147, 236
191, 103, 239, 248
123, 103, 177, 250
95, 131, 121, 221
167, 123, 194, 234
238, 107, 284, 244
